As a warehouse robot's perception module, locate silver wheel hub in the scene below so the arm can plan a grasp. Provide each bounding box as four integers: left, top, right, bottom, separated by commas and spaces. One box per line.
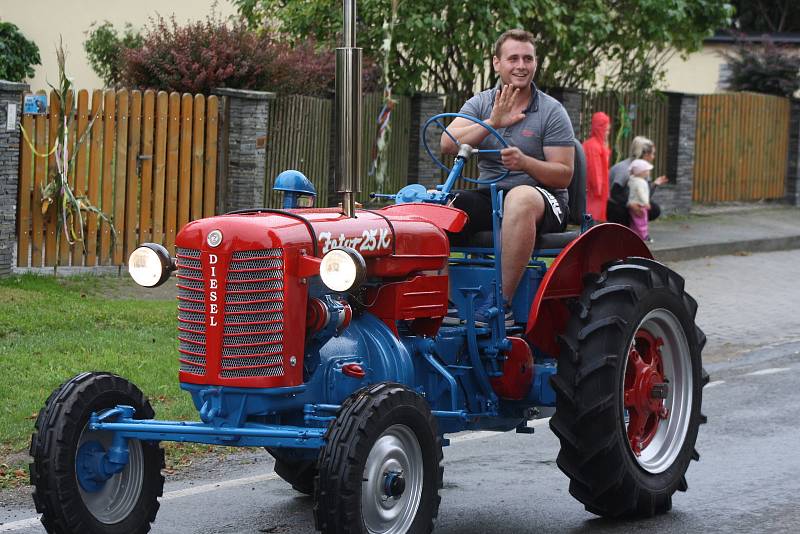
76, 426, 144, 524
362, 424, 424, 534
623, 308, 693, 474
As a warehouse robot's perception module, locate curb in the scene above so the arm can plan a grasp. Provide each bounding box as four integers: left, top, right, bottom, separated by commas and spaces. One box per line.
652, 235, 800, 262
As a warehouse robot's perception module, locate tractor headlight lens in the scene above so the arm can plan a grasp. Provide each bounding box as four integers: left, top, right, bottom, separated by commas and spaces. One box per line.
319, 247, 366, 292
128, 243, 174, 288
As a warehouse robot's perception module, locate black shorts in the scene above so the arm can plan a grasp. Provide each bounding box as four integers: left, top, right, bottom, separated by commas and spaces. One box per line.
449, 186, 568, 245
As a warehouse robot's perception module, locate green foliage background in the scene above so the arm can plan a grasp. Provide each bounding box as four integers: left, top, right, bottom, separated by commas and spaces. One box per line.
0, 22, 41, 82
84, 21, 144, 87
232, 0, 733, 97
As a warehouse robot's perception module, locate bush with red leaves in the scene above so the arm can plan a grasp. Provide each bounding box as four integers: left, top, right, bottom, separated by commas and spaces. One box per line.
123, 14, 379, 96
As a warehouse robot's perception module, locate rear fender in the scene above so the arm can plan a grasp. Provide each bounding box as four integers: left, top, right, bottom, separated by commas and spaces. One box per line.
524, 223, 652, 356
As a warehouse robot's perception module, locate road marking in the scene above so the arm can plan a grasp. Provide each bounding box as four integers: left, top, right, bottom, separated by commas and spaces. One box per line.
0, 418, 553, 531
447, 417, 551, 444
0, 517, 41, 532
745, 367, 790, 376
705, 380, 725, 388
161, 472, 280, 501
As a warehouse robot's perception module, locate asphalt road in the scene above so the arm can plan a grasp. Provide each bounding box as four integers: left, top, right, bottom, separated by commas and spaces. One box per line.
3, 250, 800, 533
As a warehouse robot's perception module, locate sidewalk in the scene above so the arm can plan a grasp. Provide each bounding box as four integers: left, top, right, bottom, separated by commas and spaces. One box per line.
647, 204, 800, 262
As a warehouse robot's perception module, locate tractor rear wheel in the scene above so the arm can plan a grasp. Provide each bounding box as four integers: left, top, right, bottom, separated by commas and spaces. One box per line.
314, 382, 443, 534
30, 372, 164, 534
550, 258, 708, 517
267, 449, 317, 495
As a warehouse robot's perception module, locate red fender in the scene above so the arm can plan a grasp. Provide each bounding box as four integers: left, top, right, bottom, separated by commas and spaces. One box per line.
524, 223, 653, 357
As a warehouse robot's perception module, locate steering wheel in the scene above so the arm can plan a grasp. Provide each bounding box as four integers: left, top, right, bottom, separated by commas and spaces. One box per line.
422, 112, 510, 185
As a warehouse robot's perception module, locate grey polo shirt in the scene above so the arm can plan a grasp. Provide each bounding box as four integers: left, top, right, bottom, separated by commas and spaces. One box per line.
459, 83, 575, 207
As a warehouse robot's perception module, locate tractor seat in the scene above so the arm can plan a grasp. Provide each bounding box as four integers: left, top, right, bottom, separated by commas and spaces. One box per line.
453, 139, 587, 254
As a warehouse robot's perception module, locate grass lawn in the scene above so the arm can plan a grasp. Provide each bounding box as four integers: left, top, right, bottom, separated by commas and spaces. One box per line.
0, 274, 205, 487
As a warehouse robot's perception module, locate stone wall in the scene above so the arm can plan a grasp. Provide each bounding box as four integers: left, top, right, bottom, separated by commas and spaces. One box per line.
215, 88, 275, 212
658, 92, 696, 215
407, 93, 445, 190
546, 87, 583, 138
787, 99, 800, 206
0, 81, 27, 276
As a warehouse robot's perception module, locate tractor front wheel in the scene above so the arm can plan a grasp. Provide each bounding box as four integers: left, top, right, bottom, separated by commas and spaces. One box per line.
30, 372, 165, 534
550, 258, 708, 517
314, 382, 443, 534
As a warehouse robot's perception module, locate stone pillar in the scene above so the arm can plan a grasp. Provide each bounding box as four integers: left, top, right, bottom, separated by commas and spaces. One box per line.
658, 92, 697, 215
214, 88, 275, 213
546, 87, 583, 139
407, 93, 445, 190
0, 81, 28, 277
787, 98, 800, 206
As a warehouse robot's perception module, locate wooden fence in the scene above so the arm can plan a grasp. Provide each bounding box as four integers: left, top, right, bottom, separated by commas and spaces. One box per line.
582, 91, 670, 176
693, 92, 790, 202
264, 92, 411, 207
17, 88, 218, 268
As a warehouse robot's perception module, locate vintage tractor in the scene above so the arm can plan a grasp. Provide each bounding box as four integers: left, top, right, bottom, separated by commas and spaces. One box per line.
28, 3, 707, 533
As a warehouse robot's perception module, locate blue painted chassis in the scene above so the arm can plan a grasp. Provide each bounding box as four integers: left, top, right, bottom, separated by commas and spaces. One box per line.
87, 119, 564, 475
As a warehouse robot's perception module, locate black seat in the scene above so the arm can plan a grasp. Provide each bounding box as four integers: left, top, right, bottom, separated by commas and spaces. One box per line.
461, 139, 587, 251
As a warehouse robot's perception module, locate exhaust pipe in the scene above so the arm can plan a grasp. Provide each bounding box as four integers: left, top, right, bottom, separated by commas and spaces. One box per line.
336, 0, 362, 218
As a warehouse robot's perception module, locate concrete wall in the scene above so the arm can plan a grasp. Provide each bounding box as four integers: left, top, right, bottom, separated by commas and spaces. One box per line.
3, 0, 238, 92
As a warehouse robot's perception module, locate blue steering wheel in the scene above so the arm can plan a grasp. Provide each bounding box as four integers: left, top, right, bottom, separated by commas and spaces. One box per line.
422, 112, 510, 185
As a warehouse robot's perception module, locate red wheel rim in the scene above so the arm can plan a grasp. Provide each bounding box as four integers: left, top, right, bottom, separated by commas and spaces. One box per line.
624, 329, 670, 456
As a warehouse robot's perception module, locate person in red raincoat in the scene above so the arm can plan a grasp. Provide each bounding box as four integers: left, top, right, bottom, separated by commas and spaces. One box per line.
582, 112, 611, 221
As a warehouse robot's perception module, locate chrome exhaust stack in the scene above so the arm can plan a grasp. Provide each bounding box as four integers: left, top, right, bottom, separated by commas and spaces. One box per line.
335, 0, 362, 217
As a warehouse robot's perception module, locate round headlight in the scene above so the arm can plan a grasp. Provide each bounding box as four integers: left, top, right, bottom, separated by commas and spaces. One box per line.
128, 243, 174, 287
319, 247, 366, 292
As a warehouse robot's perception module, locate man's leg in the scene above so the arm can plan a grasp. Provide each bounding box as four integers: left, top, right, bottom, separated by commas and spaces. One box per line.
501, 186, 544, 302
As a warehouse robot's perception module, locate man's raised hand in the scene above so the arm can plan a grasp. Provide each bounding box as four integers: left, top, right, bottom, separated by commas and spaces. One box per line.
489, 85, 525, 129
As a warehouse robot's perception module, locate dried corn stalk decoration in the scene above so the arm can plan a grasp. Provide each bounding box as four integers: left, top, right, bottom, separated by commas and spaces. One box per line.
20, 39, 115, 262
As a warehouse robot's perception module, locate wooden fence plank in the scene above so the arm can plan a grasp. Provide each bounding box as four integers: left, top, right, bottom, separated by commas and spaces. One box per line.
178, 93, 193, 231
17, 114, 33, 267
31, 96, 47, 267
139, 90, 155, 245
124, 90, 142, 262
70, 90, 89, 265
113, 89, 129, 265
191, 94, 205, 220
44, 90, 60, 266
85, 90, 103, 266
165, 92, 181, 251
693, 92, 789, 203
100, 90, 116, 264
203, 96, 218, 217
152, 91, 168, 244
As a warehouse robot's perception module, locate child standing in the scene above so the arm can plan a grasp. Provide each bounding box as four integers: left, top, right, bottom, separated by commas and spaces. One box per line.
627, 159, 654, 241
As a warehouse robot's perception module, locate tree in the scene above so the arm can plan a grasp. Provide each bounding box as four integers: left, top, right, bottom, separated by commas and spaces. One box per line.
0, 22, 41, 82
720, 37, 800, 97
121, 13, 379, 96
84, 21, 143, 87
231, 0, 732, 96
728, 0, 800, 33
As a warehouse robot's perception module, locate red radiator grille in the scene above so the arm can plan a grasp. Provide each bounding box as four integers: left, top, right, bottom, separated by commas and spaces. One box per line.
176, 248, 206, 375
175, 248, 286, 379
222, 249, 285, 379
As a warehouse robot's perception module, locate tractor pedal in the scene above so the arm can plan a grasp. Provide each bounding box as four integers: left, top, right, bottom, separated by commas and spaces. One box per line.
516, 423, 535, 434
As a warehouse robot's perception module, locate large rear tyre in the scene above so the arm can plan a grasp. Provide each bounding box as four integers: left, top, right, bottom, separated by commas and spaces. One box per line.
30, 372, 165, 534
267, 448, 317, 495
550, 258, 708, 517
314, 383, 443, 534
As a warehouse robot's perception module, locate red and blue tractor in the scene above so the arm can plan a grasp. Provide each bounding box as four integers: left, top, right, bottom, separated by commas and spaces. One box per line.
29, 3, 707, 533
